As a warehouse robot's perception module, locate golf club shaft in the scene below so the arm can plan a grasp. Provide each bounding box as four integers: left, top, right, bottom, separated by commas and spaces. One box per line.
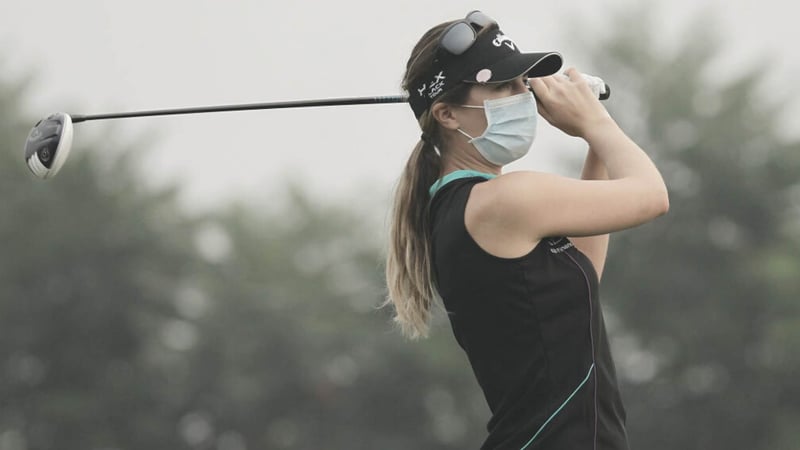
69, 95, 411, 123
68, 76, 610, 124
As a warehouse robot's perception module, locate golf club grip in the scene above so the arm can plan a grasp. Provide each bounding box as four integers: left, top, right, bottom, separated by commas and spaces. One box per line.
600, 84, 611, 100
528, 83, 610, 102
69, 95, 412, 123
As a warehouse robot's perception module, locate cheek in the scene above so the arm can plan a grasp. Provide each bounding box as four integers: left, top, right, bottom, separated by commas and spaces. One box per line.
460, 110, 489, 136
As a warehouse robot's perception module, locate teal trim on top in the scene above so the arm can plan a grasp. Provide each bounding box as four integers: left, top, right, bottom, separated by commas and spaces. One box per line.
519, 364, 596, 450
429, 169, 496, 197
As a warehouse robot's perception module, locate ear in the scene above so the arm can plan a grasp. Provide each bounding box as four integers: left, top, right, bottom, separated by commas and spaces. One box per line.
431, 102, 461, 130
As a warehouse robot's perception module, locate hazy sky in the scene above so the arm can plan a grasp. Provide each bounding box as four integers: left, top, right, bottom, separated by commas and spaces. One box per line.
2, 0, 797, 212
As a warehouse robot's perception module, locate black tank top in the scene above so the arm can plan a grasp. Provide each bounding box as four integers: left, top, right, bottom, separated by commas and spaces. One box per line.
429, 175, 629, 450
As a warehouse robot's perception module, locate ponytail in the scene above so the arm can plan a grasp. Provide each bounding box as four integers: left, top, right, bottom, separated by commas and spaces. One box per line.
386, 20, 474, 339
385, 136, 441, 339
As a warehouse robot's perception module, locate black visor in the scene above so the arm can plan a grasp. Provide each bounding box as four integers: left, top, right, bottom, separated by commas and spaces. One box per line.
408, 15, 563, 119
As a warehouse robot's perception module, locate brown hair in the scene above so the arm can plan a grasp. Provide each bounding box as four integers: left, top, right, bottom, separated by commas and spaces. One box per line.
384, 22, 474, 339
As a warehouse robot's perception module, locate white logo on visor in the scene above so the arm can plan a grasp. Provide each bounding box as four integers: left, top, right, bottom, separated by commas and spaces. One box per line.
493, 33, 516, 50
416, 71, 447, 99
428, 71, 446, 98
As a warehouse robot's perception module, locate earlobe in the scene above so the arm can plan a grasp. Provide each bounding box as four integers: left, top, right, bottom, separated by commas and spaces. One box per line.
431, 103, 461, 130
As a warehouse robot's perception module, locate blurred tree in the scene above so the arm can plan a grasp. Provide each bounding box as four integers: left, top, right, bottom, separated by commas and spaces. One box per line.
167, 188, 489, 449
0, 71, 203, 449
574, 6, 800, 450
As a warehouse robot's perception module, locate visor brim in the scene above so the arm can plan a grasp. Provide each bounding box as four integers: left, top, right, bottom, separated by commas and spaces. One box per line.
463, 51, 563, 83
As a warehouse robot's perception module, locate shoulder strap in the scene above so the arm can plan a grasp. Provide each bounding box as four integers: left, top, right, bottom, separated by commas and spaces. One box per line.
429, 169, 496, 197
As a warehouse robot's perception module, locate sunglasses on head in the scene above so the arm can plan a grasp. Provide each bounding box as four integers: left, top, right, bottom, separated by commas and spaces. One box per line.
438, 10, 497, 56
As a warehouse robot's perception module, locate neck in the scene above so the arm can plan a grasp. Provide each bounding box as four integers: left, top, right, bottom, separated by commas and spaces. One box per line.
440, 141, 500, 177
441, 160, 499, 177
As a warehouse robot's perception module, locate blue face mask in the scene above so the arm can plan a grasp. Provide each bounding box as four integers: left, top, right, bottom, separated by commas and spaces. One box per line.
457, 91, 538, 165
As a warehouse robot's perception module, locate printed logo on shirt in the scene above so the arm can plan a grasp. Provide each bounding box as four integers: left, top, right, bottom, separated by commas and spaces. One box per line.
548, 237, 574, 254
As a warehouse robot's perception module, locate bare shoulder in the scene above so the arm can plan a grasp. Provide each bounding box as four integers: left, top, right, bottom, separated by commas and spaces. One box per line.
464, 172, 548, 258
468, 170, 552, 221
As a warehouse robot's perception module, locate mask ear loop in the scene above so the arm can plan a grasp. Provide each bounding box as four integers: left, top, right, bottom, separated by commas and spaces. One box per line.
451, 102, 485, 143
456, 128, 476, 142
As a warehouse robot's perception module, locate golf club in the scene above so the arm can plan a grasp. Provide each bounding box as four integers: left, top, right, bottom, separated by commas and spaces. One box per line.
24, 74, 610, 180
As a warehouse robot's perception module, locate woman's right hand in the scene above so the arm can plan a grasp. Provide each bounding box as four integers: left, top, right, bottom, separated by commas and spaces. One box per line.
529, 67, 613, 138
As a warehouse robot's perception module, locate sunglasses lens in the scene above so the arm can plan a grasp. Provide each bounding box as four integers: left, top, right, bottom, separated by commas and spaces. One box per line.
465, 10, 495, 28
440, 22, 476, 55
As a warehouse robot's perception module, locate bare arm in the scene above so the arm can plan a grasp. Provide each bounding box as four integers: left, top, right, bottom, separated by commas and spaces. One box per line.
468, 68, 668, 262
570, 148, 610, 278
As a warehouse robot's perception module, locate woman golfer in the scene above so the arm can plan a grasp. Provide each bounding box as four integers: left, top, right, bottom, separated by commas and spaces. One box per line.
385, 11, 669, 450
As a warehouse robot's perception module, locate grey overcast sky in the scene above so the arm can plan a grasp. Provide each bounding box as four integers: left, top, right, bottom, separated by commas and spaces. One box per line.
1, 0, 797, 212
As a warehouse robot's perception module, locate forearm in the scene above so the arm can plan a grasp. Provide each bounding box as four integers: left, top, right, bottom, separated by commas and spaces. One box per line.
579, 117, 669, 221
580, 146, 609, 181
582, 118, 663, 185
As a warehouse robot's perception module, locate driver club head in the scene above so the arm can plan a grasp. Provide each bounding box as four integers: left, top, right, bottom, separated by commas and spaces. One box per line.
25, 112, 73, 180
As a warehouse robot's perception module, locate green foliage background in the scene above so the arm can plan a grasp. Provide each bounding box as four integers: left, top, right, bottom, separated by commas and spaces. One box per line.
2, 8, 799, 450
